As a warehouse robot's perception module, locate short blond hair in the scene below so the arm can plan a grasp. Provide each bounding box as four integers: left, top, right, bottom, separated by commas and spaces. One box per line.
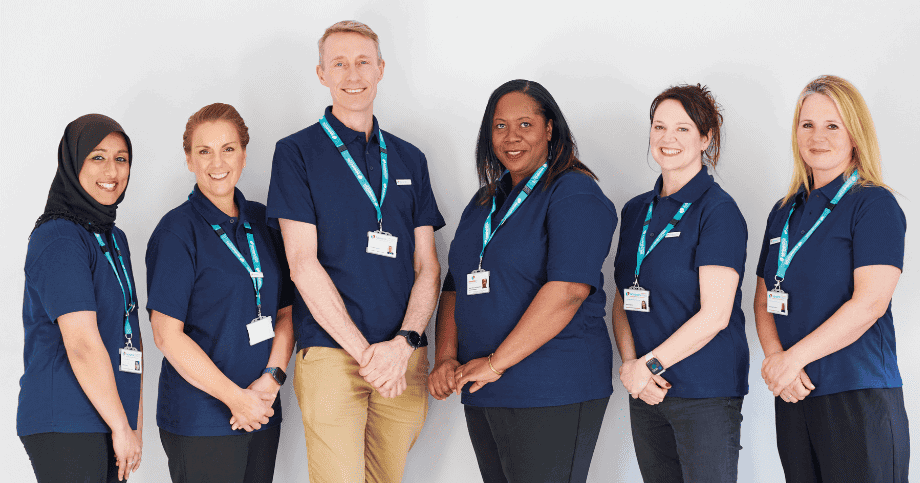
318, 20, 382, 67
782, 75, 890, 206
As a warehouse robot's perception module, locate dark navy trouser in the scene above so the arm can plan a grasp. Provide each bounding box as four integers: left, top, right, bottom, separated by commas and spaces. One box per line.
629, 395, 744, 482
775, 387, 910, 483
464, 397, 610, 483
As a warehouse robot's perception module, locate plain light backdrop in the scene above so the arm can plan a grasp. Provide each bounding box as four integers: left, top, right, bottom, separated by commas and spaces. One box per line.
1, 0, 918, 481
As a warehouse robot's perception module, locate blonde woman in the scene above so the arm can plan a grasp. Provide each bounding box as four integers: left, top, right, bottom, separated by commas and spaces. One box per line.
755, 75, 909, 482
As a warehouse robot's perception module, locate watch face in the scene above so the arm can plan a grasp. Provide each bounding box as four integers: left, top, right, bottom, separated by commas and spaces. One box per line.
647, 358, 664, 375
407, 331, 421, 347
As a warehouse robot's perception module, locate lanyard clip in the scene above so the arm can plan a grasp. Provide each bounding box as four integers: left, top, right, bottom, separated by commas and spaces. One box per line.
773, 276, 784, 292
378, 219, 384, 233
124, 333, 134, 349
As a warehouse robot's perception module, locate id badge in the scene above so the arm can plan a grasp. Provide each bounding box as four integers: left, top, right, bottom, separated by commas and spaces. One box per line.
247, 316, 275, 346
467, 270, 491, 295
767, 291, 789, 316
624, 288, 651, 312
367, 231, 397, 258
119, 347, 142, 374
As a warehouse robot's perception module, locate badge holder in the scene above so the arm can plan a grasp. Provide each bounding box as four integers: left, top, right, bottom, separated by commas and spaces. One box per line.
246, 274, 275, 346
467, 266, 491, 295
624, 278, 650, 312
367, 221, 398, 258
119, 312, 142, 374
767, 276, 789, 316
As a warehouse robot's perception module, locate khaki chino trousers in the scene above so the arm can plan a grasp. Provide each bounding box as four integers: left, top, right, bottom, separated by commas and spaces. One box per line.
294, 345, 429, 482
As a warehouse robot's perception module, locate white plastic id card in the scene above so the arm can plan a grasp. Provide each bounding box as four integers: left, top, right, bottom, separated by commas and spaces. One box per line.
767, 291, 789, 316
624, 288, 651, 312
247, 316, 275, 346
367, 231, 397, 258
119, 347, 142, 374
467, 270, 491, 295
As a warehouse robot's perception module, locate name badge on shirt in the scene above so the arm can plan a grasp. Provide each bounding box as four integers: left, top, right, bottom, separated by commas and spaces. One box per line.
367, 231, 398, 258
624, 288, 650, 312
247, 316, 275, 346
467, 270, 491, 295
770, 237, 781, 245
119, 347, 142, 374
767, 291, 788, 316
665, 232, 681, 238
396, 179, 412, 186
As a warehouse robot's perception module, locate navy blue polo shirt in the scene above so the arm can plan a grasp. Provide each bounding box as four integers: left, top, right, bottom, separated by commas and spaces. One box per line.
146, 186, 294, 436
756, 175, 905, 397
19, 220, 141, 436
443, 170, 617, 408
266, 107, 445, 350
613, 168, 749, 398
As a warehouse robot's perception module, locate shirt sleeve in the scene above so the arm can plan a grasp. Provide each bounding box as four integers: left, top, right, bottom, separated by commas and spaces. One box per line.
442, 268, 456, 292
412, 151, 446, 231
269, 226, 296, 308
25, 236, 96, 321
145, 229, 195, 322
546, 191, 617, 294
852, 192, 906, 270
756, 201, 782, 278
266, 140, 316, 229
694, 200, 748, 275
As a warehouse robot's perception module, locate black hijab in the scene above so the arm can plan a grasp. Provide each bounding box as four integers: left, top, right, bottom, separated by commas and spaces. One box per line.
34, 114, 133, 234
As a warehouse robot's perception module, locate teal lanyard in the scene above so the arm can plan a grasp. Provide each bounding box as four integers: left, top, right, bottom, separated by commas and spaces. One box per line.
319, 116, 389, 232
93, 233, 135, 342
211, 222, 264, 318
775, 170, 859, 290
633, 200, 692, 287
478, 164, 548, 270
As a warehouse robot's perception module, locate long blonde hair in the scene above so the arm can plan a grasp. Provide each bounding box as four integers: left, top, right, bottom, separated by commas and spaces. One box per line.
782, 75, 890, 206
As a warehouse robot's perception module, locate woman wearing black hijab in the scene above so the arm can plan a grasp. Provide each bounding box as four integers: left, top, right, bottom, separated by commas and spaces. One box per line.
18, 114, 143, 482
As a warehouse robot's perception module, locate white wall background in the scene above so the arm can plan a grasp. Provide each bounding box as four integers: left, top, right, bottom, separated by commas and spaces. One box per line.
2, 1, 918, 481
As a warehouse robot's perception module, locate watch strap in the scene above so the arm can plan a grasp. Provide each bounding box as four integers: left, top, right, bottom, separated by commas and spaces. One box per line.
262, 367, 287, 385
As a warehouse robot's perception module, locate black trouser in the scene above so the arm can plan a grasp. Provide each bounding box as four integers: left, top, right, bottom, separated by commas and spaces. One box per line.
629, 396, 744, 483
159, 425, 281, 483
775, 387, 910, 483
21, 432, 121, 483
464, 397, 609, 483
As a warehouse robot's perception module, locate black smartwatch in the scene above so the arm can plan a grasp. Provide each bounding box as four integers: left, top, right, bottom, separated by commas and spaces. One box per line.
262, 367, 287, 386
645, 353, 666, 376
397, 330, 424, 349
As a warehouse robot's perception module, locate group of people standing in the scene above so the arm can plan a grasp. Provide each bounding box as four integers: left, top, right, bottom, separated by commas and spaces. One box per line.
17, 19, 908, 483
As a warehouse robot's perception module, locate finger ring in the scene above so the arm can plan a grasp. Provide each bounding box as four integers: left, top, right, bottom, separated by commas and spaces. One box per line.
459, 372, 463, 378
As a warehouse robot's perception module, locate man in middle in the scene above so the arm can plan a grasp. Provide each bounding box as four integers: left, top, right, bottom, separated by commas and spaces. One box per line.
266, 20, 445, 483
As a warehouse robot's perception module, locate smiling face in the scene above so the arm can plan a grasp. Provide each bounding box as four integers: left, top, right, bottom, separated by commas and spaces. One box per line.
491, 92, 552, 184
649, 99, 711, 177
796, 93, 854, 182
316, 32, 385, 118
78, 132, 130, 205
186, 120, 246, 205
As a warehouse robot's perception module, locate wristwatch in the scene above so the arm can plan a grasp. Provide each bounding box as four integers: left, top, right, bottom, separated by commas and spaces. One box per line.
397, 330, 424, 349
645, 352, 666, 376
262, 367, 287, 386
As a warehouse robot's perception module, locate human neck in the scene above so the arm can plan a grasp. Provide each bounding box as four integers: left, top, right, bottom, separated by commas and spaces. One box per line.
660, 163, 702, 198
811, 165, 849, 191
331, 105, 374, 142
203, 190, 238, 218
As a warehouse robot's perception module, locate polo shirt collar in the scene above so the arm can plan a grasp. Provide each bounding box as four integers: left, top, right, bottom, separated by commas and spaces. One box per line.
190, 184, 247, 226
814, 171, 849, 199
323, 106, 381, 146
649, 166, 714, 204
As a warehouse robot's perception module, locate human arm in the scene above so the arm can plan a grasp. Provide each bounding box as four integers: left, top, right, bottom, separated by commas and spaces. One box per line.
150, 310, 274, 431
360, 226, 441, 398
233, 305, 295, 426
612, 290, 671, 403
428, 290, 459, 400
455, 281, 591, 393
59, 311, 141, 481
619, 265, 739, 397
754, 277, 814, 402
278, 219, 370, 362
761, 265, 900, 395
